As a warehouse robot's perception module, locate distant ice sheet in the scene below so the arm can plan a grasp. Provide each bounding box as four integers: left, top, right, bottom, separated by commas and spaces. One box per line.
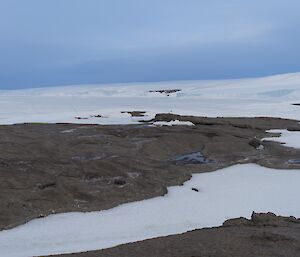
1, 72, 300, 125
0, 164, 300, 257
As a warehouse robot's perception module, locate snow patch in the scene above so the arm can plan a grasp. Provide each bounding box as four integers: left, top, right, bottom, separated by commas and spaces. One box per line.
152, 120, 194, 126
263, 129, 300, 149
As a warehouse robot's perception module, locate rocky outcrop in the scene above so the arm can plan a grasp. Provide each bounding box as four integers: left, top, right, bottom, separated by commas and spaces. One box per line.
223, 212, 300, 227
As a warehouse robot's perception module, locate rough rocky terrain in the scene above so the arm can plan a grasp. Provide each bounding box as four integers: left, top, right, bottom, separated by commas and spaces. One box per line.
56, 212, 300, 257
121, 111, 146, 117
1, 114, 300, 231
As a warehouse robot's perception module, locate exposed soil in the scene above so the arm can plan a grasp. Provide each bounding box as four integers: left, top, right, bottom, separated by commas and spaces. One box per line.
56, 212, 300, 257
121, 111, 146, 117
90, 114, 104, 118
148, 89, 181, 95
1, 114, 300, 231
74, 116, 89, 120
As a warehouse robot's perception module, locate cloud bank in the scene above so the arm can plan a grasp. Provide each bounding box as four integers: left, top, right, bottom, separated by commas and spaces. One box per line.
1, 0, 300, 89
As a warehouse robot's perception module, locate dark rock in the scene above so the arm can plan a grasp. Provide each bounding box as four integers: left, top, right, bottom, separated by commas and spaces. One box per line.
75, 117, 89, 120
0, 159, 9, 167
287, 126, 300, 131
121, 111, 146, 117
223, 212, 300, 227
148, 89, 181, 94
113, 178, 126, 186
223, 217, 252, 227
91, 114, 103, 118
249, 138, 263, 149
38, 182, 56, 190
251, 212, 299, 226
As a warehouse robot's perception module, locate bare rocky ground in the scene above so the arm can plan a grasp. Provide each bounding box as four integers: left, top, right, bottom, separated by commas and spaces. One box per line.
1, 114, 300, 256
1, 114, 300, 230
57, 212, 300, 257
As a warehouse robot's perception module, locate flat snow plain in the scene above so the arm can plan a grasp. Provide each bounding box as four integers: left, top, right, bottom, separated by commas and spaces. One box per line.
1, 72, 300, 124
1, 72, 300, 256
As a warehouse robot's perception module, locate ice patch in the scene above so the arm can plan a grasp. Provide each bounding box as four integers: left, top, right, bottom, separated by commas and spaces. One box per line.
287, 159, 300, 165
172, 152, 213, 164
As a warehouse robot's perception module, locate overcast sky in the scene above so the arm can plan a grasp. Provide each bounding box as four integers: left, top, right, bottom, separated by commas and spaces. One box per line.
1, 0, 300, 89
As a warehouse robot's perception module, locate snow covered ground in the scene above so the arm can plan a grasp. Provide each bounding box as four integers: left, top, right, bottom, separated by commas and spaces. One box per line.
0, 164, 300, 257
1, 72, 300, 256
1, 72, 300, 125
263, 129, 300, 149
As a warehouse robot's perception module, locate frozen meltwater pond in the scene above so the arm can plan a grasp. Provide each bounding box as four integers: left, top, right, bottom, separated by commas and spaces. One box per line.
172, 151, 213, 164
0, 164, 300, 257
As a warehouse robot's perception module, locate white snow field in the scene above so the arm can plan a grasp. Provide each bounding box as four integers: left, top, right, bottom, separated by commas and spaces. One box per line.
1, 72, 300, 124
0, 164, 300, 257
263, 129, 300, 149
1, 72, 300, 256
